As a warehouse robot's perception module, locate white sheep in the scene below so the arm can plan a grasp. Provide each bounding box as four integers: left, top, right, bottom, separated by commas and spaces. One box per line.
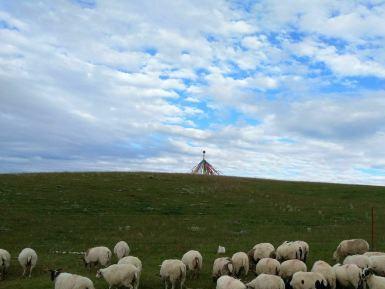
216, 275, 246, 289
96, 263, 139, 289
364, 252, 385, 257
83, 246, 111, 270
361, 267, 385, 289
160, 259, 186, 289
181, 250, 203, 279
213, 257, 234, 281
18, 248, 38, 277
333, 239, 369, 263
290, 271, 327, 289
369, 255, 385, 276
118, 256, 142, 289
311, 260, 336, 289
248, 243, 276, 268
231, 252, 249, 277
0, 249, 11, 280
246, 273, 285, 289
333, 263, 363, 289
294, 241, 309, 263
343, 254, 372, 269
255, 258, 280, 276
49, 269, 95, 289
279, 259, 307, 285
114, 241, 130, 260
276, 241, 308, 262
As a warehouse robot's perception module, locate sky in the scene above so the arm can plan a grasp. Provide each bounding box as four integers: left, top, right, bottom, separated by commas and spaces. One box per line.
1, 0, 385, 185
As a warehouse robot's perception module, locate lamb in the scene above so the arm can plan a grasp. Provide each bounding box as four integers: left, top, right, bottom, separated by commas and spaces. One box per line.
49, 269, 95, 289
246, 274, 285, 289
276, 241, 308, 262
343, 254, 372, 269
290, 271, 327, 289
18, 248, 38, 277
361, 267, 385, 289
368, 255, 385, 276
97, 263, 139, 289
118, 256, 142, 289
279, 259, 307, 286
0, 249, 11, 280
333, 263, 363, 289
231, 252, 249, 277
333, 239, 369, 263
212, 257, 234, 281
311, 260, 336, 289
113, 241, 130, 260
255, 258, 280, 276
181, 250, 203, 279
216, 275, 246, 289
160, 259, 186, 289
83, 246, 111, 270
248, 243, 276, 268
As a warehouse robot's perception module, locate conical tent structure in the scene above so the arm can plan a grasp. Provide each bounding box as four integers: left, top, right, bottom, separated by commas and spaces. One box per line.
192, 150, 220, 175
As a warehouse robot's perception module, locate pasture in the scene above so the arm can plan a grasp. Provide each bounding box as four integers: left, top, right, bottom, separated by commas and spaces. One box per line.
0, 172, 384, 289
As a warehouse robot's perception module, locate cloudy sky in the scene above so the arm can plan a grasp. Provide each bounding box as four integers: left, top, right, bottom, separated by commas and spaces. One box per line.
1, 0, 385, 185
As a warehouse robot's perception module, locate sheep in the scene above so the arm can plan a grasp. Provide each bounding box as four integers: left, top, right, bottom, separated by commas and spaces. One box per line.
217, 275, 246, 289
113, 241, 130, 260
231, 252, 249, 277
49, 269, 95, 289
343, 255, 372, 269
280, 259, 307, 287
246, 274, 285, 289
368, 255, 385, 276
255, 258, 280, 276
364, 252, 385, 257
290, 271, 327, 289
276, 241, 308, 262
0, 249, 11, 280
83, 246, 111, 270
295, 241, 309, 263
118, 256, 142, 289
333, 263, 363, 289
333, 239, 369, 263
248, 243, 276, 268
18, 248, 38, 277
311, 260, 336, 289
96, 263, 139, 289
361, 267, 385, 289
181, 250, 203, 279
160, 259, 186, 289
212, 257, 234, 281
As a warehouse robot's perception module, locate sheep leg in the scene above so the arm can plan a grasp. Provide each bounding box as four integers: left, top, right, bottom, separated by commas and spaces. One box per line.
171, 281, 175, 289
180, 278, 185, 289
29, 266, 33, 278
22, 268, 26, 277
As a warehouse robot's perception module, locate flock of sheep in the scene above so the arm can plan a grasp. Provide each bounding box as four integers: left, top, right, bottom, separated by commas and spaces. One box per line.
1, 238, 385, 289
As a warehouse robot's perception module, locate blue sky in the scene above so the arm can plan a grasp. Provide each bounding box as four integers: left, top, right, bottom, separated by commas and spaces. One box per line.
1, 0, 385, 185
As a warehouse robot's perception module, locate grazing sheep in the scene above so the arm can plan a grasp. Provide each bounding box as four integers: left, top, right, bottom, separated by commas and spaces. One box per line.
290, 271, 327, 289
280, 259, 307, 287
333, 239, 369, 263
311, 260, 336, 289
343, 255, 372, 269
83, 246, 111, 270
18, 248, 38, 277
246, 273, 285, 289
218, 246, 226, 254
231, 252, 249, 277
118, 256, 142, 289
333, 263, 363, 289
248, 243, 276, 268
217, 275, 246, 289
49, 269, 95, 289
97, 263, 139, 289
361, 267, 385, 289
0, 249, 11, 280
364, 252, 385, 257
276, 241, 308, 262
160, 259, 186, 289
113, 241, 130, 260
255, 258, 280, 276
368, 255, 385, 276
294, 241, 309, 263
213, 257, 234, 281
181, 250, 203, 279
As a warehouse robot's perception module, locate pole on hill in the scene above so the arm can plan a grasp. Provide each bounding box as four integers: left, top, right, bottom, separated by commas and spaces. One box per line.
371, 207, 375, 250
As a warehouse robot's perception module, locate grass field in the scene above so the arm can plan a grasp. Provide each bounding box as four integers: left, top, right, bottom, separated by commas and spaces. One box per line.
0, 172, 384, 289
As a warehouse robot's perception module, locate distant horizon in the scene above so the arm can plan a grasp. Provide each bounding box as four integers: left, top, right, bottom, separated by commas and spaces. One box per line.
1, 1, 385, 185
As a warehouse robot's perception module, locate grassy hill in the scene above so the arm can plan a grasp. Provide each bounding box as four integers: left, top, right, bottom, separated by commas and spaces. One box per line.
0, 172, 384, 289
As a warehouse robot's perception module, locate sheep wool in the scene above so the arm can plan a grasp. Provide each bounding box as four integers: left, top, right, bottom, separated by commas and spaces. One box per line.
160, 259, 186, 289
181, 250, 203, 279
18, 248, 38, 277
246, 274, 285, 289
0, 249, 11, 280
231, 252, 249, 277
97, 263, 139, 289
255, 258, 280, 276
311, 260, 336, 289
114, 241, 130, 260
216, 275, 246, 289
333, 239, 369, 262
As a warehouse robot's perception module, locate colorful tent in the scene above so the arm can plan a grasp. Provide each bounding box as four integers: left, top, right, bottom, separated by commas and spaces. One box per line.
191, 150, 220, 175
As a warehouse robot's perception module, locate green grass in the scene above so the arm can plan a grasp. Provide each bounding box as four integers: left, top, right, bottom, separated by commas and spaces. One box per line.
0, 172, 384, 289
